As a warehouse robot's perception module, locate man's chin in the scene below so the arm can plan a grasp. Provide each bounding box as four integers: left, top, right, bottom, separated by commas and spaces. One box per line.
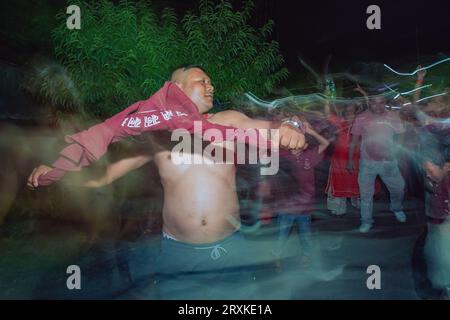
198, 105, 213, 114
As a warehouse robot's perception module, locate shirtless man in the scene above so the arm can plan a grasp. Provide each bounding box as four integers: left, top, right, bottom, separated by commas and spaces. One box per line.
27, 65, 306, 299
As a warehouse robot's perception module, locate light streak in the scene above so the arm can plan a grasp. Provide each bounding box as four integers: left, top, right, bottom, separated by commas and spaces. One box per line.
384, 57, 450, 76
384, 84, 432, 100
416, 92, 447, 103
384, 84, 398, 94
244, 92, 330, 109
401, 84, 432, 95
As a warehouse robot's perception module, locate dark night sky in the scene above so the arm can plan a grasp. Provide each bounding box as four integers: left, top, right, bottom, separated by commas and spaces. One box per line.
273, 0, 450, 68
161, 0, 450, 70
1, 0, 450, 71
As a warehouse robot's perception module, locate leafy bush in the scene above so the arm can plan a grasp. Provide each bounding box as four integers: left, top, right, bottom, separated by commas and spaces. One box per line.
52, 0, 288, 117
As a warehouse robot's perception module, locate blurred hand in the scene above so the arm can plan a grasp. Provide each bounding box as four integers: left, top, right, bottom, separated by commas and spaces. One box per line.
354, 83, 366, 95
27, 165, 52, 189
416, 65, 426, 81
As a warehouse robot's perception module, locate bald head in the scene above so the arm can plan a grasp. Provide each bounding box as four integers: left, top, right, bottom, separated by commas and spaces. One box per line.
168, 65, 214, 113
170, 68, 186, 84
170, 65, 208, 84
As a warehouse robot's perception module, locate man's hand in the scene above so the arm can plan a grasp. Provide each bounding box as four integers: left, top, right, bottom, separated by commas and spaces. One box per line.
27, 165, 52, 189
354, 83, 367, 96
278, 123, 306, 150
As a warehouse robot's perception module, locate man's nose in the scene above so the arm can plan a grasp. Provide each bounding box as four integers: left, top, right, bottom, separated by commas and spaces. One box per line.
207, 84, 214, 93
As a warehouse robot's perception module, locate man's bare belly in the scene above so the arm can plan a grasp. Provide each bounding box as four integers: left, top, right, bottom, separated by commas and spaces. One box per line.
154, 151, 240, 244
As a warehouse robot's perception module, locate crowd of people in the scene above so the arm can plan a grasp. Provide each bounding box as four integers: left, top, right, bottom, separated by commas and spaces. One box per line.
249, 67, 450, 297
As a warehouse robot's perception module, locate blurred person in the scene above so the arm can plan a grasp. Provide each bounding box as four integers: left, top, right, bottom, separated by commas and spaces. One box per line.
271, 119, 330, 270
347, 95, 407, 233
325, 87, 369, 215
420, 133, 450, 298
397, 66, 428, 199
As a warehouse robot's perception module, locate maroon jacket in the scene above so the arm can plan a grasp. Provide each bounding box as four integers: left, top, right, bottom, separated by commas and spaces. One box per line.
39, 82, 270, 186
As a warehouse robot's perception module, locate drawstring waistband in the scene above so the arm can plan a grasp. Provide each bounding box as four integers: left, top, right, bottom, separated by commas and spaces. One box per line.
162, 231, 236, 260
194, 244, 228, 260
162, 231, 178, 241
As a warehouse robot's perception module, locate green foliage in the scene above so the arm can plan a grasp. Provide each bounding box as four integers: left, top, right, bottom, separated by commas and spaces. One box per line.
52, 0, 288, 117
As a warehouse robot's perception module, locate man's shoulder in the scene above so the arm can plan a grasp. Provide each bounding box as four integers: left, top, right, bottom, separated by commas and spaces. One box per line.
209, 110, 248, 126
211, 110, 246, 118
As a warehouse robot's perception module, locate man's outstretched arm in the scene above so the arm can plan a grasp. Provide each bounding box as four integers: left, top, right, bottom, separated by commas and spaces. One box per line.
28, 82, 199, 187
83, 155, 152, 188
27, 154, 152, 189
208, 110, 306, 150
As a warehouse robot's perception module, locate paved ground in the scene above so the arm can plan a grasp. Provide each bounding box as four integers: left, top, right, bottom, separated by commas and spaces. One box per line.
0, 193, 442, 300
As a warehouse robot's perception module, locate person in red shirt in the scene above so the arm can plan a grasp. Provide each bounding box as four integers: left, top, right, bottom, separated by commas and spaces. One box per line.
325, 86, 382, 216
325, 100, 362, 215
